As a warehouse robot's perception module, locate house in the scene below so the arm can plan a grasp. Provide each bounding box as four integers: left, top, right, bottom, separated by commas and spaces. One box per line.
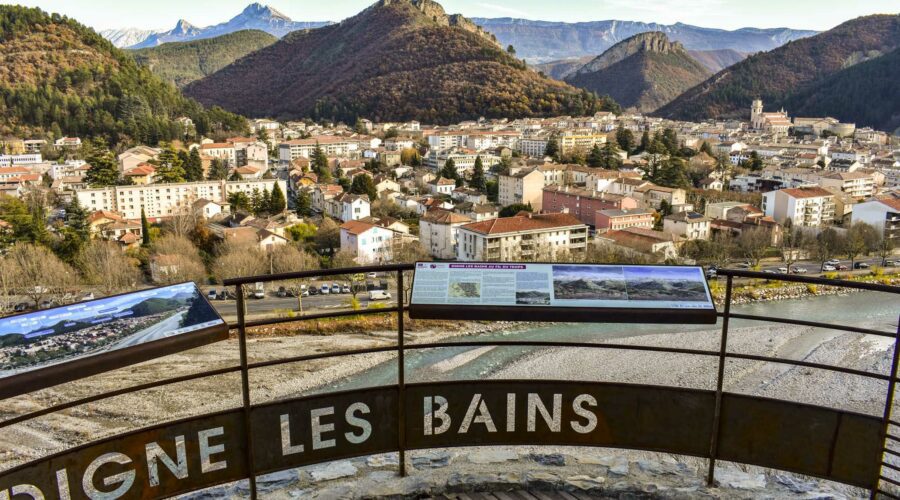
326, 193, 370, 222
451, 187, 487, 205
123, 163, 155, 185
193, 199, 229, 219
499, 169, 544, 211
663, 212, 711, 240
199, 143, 237, 167
340, 220, 395, 264
88, 210, 126, 235
374, 176, 401, 195
54, 137, 82, 149
817, 171, 875, 200
595, 209, 654, 232
358, 215, 410, 235
429, 177, 456, 195
97, 220, 143, 249
598, 227, 683, 260
311, 184, 344, 213
456, 212, 588, 261
632, 184, 687, 211
542, 185, 638, 227
257, 229, 288, 251
762, 187, 836, 227
234, 166, 264, 180
698, 177, 724, 191
118, 146, 160, 172
852, 197, 900, 243
419, 209, 472, 259
456, 203, 499, 222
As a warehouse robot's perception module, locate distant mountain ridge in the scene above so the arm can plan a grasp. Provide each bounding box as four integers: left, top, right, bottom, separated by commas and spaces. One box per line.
534, 48, 746, 80
185, 0, 617, 125
565, 32, 711, 113
655, 14, 900, 130
102, 3, 331, 49
472, 18, 817, 62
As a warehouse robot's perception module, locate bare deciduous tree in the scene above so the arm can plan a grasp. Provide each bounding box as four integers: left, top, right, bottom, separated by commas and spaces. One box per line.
737, 227, 771, 268
212, 240, 267, 284
7, 242, 75, 307
79, 240, 142, 296
150, 234, 207, 284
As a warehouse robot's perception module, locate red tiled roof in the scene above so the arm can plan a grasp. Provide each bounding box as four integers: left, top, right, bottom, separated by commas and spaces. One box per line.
460, 213, 585, 235
780, 187, 833, 199
340, 220, 376, 235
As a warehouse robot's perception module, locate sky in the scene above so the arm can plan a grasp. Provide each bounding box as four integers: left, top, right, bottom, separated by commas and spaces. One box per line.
5, 0, 897, 32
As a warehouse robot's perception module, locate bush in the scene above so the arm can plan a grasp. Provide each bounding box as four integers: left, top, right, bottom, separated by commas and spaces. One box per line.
805, 284, 818, 295
823, 272, 838, 280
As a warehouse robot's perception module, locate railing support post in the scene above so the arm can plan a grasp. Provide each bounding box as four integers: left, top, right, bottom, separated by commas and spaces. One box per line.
397, 270, 407, 477
236, 284, 258, 499
871, 318, 900, 499
707, 275, 733, 486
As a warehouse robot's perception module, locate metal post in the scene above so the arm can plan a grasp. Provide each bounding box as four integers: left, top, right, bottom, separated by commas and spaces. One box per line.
870, 318, 900, 499
707, 275, 733, 486
397, 270, 407, 477
236, 284, 258, 499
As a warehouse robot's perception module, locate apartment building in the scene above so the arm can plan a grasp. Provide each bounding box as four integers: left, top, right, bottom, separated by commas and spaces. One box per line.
498, 169, 544, 210
852, 197, 900, 243
595, 209, 654, 232
199, 143, 237, 167
0, 153, 42, 167
75, 179, 287, 220
818, 171, 875, 200
457, 212, 588, 261
278, 136, 359, 162
543, 185, 638, 227
762, 187, 835, 227
558, 131, 608, 155
419, 209, 473, 259
339, 220, 395, 264
663, 211, 711, 240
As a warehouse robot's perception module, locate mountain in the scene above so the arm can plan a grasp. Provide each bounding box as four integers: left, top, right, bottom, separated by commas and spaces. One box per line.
0, 5, 247, 144
114, 3, 331, 49
783, 47, 900, 134
656, 15, 900, 127
185, 0, 617, 125
565, 32, 711, 113
532, 56, 593, 80
133, 30, 278, 87
100, 27, 161, 48
686, 49, 747, 73
471, 18, 817, 62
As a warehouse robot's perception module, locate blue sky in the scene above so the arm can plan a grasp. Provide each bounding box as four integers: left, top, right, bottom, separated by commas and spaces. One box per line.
7, 0, 897, 31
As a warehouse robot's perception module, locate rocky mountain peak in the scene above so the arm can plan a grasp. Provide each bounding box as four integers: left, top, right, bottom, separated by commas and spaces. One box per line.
575, 31, 684, 75
240, 3, 291, 22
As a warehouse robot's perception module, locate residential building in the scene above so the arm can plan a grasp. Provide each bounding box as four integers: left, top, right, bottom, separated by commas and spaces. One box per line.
75, 179, 287, 221
199, 143, 237, 167
663, 211, 711, 240
762, 187, 835, 227
326, 193, 371, 222
817, 171, 875, 200
498, 169, 543, 210
340, 220, 395, 264
852, 197, 900, 243
456, 212, 588, 261
0, 153, 42, 167
542, 185, 638, 227
595, 209, 654, 232
279, 137, 359, 161
419, 209, 472, 259
429, 177, 456, 195
599, 227, 683, 260
54, 137, 82, 149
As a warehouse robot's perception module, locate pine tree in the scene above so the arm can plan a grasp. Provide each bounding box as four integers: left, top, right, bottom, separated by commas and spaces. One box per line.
312, 143, 332, 181
544, 135, 560, 159
440, 158, 459, 182
67, 196, 90, 242
615, 126, 634, 154
141, 207, 151, 246
269, 182, 286, 213
588, 144, 604, 168
639, 130, 650, 153
84, 139, 119, 187
350, 175, 377, 201
184, 148, 204, 181
469, 156, 486, 191
207, 159, 229, 180
152, 143, 186, 183
295, 190, 312, 216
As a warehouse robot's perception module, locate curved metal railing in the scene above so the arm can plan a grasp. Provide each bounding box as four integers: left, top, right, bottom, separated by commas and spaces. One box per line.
0, 264, 898, 499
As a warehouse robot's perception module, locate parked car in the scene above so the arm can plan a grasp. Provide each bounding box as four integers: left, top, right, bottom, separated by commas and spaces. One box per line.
14, 302, 28, 312
836, 265, 848, 271
705, 267, 717, 279
885, 261, 897, 267
792, 267, 808, 274
366, 272, 378, 279
309, 286, 319, 296
251, 290, 265, 300
825, 259, 840, 266
331, 283, 341, 294
217, 291, 229, 300
320, 284, 330, 294
341, 284, 351, 294
277, 287, 288, 298
81, 292, 95, 301
822, 265, 836, 272
368, 290, 391, 301
207, 290, 218, 300
854, 262, 870, 269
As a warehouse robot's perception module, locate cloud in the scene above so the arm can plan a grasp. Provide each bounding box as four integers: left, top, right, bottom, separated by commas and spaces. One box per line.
474, 2, 531, 17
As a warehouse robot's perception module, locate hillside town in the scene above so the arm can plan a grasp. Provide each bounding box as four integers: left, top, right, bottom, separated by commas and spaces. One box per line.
0, 99, 897, 309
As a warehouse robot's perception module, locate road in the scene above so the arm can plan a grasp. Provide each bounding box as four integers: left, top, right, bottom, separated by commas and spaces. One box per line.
204, 283, 399, 321
735, 256, 891, 274
113, 310, 188, 348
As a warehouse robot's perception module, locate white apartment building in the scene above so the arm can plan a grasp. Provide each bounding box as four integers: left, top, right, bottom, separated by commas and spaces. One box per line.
426, 132, 467, 152
852, 197, 900, 242
498, 169, 544, 211
559, 131, 608, 155
456, 213, 588, 262
0, 153, 42, 167
818, 171, 875, 200
419, 209, 473, 259
199, 143, 237, 167
424, 150, 500, 172
517, 137, 550, 158
663, 212, 711, 240
339, 220, 395, 264
278, 137, 359, 162
762, 187, 835, 227
325, 193, 371, 222
464, 131, 521, 151
76, 179, 287, 220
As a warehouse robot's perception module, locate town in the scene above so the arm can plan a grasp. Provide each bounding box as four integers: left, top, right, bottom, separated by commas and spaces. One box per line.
0, 99, 897, 311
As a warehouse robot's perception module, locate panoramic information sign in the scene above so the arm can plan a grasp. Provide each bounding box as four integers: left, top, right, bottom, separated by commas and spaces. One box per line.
0, 282, 228, 398
410, 262, 717, 323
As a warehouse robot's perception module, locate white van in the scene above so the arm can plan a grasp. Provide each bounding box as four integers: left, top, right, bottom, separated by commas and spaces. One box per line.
368, 290, 391, 301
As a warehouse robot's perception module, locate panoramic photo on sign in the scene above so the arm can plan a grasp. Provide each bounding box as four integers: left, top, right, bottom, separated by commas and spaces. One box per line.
0, 283, 227, 396
410, 263, 716, 323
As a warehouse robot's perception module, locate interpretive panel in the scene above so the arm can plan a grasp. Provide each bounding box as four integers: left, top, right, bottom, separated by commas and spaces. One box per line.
0, 282, 228, 398
410, 262, 717, 323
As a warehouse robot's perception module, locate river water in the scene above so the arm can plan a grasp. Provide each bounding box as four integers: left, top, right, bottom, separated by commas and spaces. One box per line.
323, 291, 899, 393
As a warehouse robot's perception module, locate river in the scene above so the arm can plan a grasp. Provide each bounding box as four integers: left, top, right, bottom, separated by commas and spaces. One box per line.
322, 291, 899, 393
